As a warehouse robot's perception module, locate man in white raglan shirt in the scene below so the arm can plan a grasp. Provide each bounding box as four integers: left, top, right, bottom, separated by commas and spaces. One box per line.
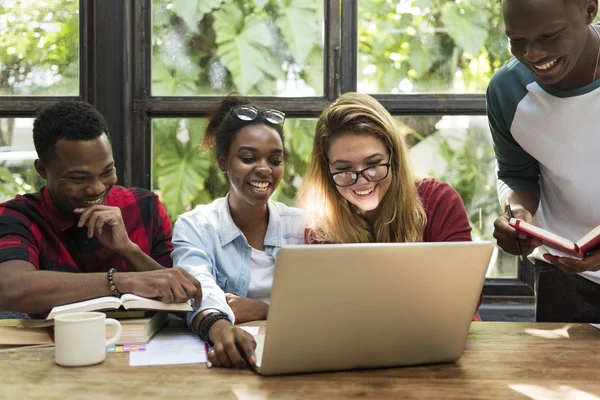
488, 0, 600, 321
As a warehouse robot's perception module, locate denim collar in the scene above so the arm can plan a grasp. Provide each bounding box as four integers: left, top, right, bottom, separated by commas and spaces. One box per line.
217, 194, 282, 248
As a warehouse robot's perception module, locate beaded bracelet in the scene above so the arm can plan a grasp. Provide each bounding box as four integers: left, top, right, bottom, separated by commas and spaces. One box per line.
107, 268, 121, 297
198, 311, 230, 345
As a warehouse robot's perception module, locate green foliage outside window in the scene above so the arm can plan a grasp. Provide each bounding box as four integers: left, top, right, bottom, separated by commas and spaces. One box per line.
0, 1, 516, 277
0, 0, 79, 201
152, 0, 324, 96
0, 0, 79, 96
358, 0, 509, 93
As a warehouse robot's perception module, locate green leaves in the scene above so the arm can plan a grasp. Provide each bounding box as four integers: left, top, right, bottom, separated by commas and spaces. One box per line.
427, 123, 500, 240
152, 57, 200, 96
440, 1, 488, 57
254, 0, 270, 10
154, 134, 211, 218
213, 4, 284, 93
171, 0, 225, 34
0, 0, 79, 95
152, 0, 324, 95
275, 0, 320, 64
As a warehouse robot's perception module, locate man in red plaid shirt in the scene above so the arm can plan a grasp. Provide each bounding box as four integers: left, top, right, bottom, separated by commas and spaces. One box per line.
0, 101, 201, 317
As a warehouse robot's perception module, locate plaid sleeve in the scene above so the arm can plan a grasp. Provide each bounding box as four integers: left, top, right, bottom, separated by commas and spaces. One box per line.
149, 194, 174, 268
0, 205, 41, 268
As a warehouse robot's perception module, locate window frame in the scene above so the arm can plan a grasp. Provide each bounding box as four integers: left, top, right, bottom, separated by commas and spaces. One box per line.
0, 0, 533, 298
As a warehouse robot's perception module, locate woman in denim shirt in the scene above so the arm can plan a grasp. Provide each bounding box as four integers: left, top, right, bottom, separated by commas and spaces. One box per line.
172, 96, 305, 368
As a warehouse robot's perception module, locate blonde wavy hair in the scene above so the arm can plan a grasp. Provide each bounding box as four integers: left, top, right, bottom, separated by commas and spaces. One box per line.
296, 92, 426, 243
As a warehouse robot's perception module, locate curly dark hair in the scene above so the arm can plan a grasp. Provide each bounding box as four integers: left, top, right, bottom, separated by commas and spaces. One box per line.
202, 95, 285, 160
33, 100, 110, 162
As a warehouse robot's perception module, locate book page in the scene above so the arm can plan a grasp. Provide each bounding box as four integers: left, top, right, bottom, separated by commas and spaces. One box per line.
576, 225, 600, 250
121, 294, 192, 312
0, 328, 52, 345
0, 319, 54, 328
538, 245, 583, 260
510, 218, 576, 253
47, 296, 123, 320
0, 321, 53, 345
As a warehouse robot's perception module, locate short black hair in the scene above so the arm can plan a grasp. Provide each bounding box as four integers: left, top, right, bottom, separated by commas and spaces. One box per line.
33, 100, 110, 162
202, 95, 285, 160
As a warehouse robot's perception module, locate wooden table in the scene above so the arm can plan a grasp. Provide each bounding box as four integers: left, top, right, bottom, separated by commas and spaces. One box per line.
2, 322, 600, 399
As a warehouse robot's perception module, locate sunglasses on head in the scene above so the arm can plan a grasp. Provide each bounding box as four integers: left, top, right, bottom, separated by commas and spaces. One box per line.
233, 106, 286, 125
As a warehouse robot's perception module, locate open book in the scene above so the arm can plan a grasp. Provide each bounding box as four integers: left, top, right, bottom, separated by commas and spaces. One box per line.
509, 218, 600, 259
47, 294, 192, 320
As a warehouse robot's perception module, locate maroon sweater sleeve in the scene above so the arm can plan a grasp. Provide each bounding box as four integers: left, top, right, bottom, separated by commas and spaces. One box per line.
418, 178, 472, 243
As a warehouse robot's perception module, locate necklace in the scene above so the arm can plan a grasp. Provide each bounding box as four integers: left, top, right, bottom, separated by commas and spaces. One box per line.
592, 24, 600, 83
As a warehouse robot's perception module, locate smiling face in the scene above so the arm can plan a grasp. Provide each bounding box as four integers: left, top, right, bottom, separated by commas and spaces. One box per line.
327, 133, 392, 220
504, 0, 598, 89
35, 134, 117, 214
219, 124, 284, 211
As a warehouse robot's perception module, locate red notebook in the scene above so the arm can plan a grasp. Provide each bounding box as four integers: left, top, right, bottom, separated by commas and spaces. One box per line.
509, 218, 600, 259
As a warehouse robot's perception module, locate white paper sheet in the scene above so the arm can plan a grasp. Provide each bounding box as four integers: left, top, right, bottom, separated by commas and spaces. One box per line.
240, 326, 260, 335
590, 323, 600, 330
129, 327, 206, 366
129, 325, 261, 366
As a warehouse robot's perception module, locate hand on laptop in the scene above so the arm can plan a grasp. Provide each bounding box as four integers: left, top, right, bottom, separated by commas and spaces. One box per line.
225, 294, 268, 323
208, 320, 256, 368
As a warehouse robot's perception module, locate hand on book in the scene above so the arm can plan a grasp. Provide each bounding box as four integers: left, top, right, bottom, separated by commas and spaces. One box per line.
225, 294, 269, 324
207, 319, 256, 368
543, 249, 600, 274
73, 205, 135, 254
493, 206, 542, 256
115, 267, 202, 306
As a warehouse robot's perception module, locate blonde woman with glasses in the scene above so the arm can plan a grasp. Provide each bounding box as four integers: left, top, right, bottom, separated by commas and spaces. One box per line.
297, 92, 481, 320
172, 96, 305, 368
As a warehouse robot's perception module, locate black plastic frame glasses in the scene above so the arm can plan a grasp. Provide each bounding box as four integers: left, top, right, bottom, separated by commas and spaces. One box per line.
328, 156, 392, 187
233, 106, 286, 125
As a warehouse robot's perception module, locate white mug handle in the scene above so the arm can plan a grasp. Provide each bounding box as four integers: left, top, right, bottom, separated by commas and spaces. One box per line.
105, 318, 122, 347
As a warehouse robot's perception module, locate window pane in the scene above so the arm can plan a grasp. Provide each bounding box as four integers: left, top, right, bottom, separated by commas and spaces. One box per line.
151, 118, 316, 219
151, 0, 324, 96
0, 118, 44, 201
0, 0, 80, 96
357, 0, 511, 94
405, 114, 517, 278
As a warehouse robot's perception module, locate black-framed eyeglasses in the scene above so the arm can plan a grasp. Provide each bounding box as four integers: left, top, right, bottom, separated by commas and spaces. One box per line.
233, 106, 286, 125
328, 156, 392, 187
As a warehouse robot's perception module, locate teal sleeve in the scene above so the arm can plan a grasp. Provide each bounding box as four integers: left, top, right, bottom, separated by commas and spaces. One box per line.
486, 81, 540, 201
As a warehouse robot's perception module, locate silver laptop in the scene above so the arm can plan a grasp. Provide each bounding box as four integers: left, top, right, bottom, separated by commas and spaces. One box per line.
251, 241, 495, 376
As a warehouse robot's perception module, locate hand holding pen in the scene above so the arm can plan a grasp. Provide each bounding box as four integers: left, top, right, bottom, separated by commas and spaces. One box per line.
506, 203, 524, 261
494, 202, 541, 258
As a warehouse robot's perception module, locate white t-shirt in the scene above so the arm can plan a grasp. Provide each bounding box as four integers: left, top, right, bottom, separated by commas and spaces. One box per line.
247, 248, 275, 304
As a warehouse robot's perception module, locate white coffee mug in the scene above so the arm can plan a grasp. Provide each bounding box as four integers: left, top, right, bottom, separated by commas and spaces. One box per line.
54, 312, 122, 367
